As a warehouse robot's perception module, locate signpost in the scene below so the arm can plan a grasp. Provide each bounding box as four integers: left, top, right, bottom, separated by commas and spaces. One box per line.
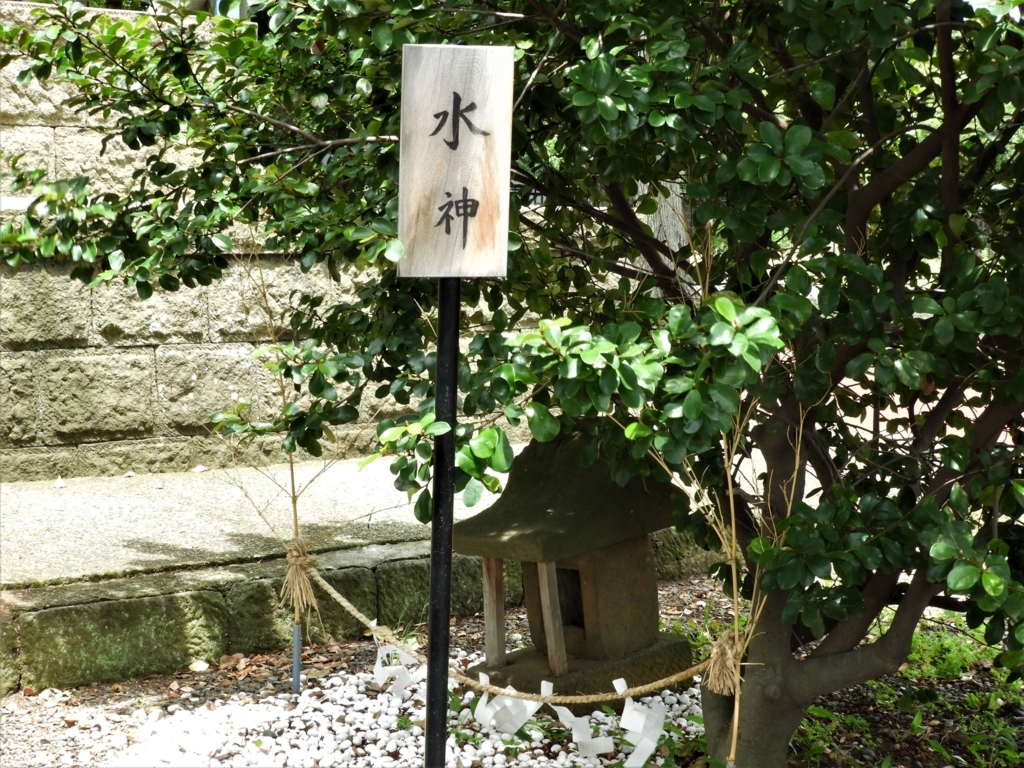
398, 44, 513, 766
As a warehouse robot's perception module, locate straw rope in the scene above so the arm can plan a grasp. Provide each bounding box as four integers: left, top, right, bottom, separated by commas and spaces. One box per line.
306, 566, 723, 705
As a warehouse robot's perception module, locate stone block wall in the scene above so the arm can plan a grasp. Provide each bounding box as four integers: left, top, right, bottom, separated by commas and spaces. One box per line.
0, 257, 377, 482
0, 3, 381, 482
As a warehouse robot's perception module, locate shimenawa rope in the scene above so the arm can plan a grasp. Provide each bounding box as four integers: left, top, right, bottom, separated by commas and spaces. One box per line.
285, 548, 734, 705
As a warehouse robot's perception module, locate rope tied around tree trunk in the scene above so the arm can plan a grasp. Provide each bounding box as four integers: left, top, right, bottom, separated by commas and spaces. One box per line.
280, 539, 319, 617
700, 631, 744, 696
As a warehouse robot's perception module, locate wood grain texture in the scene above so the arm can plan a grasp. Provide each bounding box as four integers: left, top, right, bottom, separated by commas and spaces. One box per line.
537, 560, 569, 677
398, 45, 513, 278
482, 557, 506, 668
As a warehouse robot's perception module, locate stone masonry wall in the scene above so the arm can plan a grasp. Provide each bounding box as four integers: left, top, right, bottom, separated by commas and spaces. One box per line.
0, 3, 380, 481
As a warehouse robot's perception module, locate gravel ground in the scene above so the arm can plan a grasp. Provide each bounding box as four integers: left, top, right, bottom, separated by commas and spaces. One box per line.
0, 576, 730, 768
13, 573, 1016, 768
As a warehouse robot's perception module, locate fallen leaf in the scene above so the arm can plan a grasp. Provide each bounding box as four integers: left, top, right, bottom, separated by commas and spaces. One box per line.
122, 471, 136, 478
110, 683, 123, 693
189, 660, 210, 673
169, 681, 179, 691
190, 465, 209, 473
62, 718, 78, 728
22, 687, 37, 697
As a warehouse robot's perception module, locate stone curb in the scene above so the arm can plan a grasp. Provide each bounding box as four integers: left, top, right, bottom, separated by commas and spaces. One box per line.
0, 542, 524, 696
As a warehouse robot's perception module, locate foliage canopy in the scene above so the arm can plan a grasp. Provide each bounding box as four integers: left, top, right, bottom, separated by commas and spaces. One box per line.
3, 0, 1024, 762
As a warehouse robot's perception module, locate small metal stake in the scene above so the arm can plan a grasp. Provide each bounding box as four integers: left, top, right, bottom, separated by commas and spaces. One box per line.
292, 623, 301, 694
425, 277, 460, 768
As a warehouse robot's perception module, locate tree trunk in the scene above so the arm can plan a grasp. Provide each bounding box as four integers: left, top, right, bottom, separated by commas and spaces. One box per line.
700, 592, 804, 768
701, 665, 806, 768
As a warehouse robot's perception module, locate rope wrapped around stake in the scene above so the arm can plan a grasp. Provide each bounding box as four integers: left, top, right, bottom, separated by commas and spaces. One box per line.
280, 539, 319, 616
305, 565, 722, 705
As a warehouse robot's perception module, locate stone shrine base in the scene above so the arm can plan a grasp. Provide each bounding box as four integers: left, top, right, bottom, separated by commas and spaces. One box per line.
467, 633, 694, 715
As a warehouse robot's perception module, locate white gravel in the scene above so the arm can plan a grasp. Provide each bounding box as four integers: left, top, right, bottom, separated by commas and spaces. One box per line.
100, 650, 704, 768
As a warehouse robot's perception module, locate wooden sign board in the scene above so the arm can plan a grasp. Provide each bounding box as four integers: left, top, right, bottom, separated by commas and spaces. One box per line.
398, 45, 513, 278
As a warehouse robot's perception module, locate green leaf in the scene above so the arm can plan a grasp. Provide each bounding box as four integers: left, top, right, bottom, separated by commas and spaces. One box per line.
682, 389, 703, 420
929, 541, 956, 561
1011, 479, 1024, 509
490, 429, 515, 473
947, 561, 981, 592
425, 421, 451, 436
379, 426, 406, 443
470, 428, 498, 458
934, 316, 955, 345
759, 121, 783, 153
981, 570, 1005, 598
912, 296, 943, 315
894, 358, 921, 389
463, 477, 484, 507
709, 322, 734, 346
525, 402, 560, 442
384, 239, 404, 263
713, 296, 737, 322
776, 558, 804, 590
845, 352, 874, 380
624, 422, 653, 440
572, 90, 596, 106
414, 489, 432, 523
784, 125, 813, 155
810, 80, 835, 110
211, 233, 233, 252
668, 305, 692, 336
372, 23, 393, 51
456, 447, 481, 478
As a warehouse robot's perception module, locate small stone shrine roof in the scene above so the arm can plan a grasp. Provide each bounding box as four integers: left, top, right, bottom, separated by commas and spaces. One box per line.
452, 432, 675, 562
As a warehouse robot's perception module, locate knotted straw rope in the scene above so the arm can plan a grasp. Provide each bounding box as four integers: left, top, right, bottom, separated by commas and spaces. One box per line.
281, 540, 319, 617
303, 562, 732, 705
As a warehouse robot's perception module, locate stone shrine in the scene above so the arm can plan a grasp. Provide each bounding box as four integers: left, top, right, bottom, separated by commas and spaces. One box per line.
452, 432, 693, 707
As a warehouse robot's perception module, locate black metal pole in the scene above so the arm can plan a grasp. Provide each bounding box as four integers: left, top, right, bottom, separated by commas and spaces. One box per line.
425, 277, 460, 768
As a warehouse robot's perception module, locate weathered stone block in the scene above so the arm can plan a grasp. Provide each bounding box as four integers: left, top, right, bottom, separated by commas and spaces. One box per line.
156, 344, 268, 432
210, 258, 353, 342
0, 445, 79, 483
187, 434, 288, 472
375, 554, 483, 628
0, 609, 19, 697
18, 591, 228, 690
37, 349, 157, 443
651, 528, 724, 580
0, 126, 55, 194
75, 438, 192, 477
90, 280, 208, 346
226, 567, 377, 653
0, 264, 92, 349
53, 129, 141, 194
0, 353, 38, 448
0, 57, 81, 128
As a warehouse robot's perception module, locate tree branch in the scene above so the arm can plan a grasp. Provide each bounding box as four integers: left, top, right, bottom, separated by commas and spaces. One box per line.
225, 104, 321, 143
525, 0, 582, 43
603, 182, 683, 298
848, 102, 982, 248
790, 569, 941, 704
937, 0, 960, 271
910, 380, 966, 454
925, 398, 1024, 507
237, 135, 398, 167
517, 215, 656, 283
810, 572, 899, 658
